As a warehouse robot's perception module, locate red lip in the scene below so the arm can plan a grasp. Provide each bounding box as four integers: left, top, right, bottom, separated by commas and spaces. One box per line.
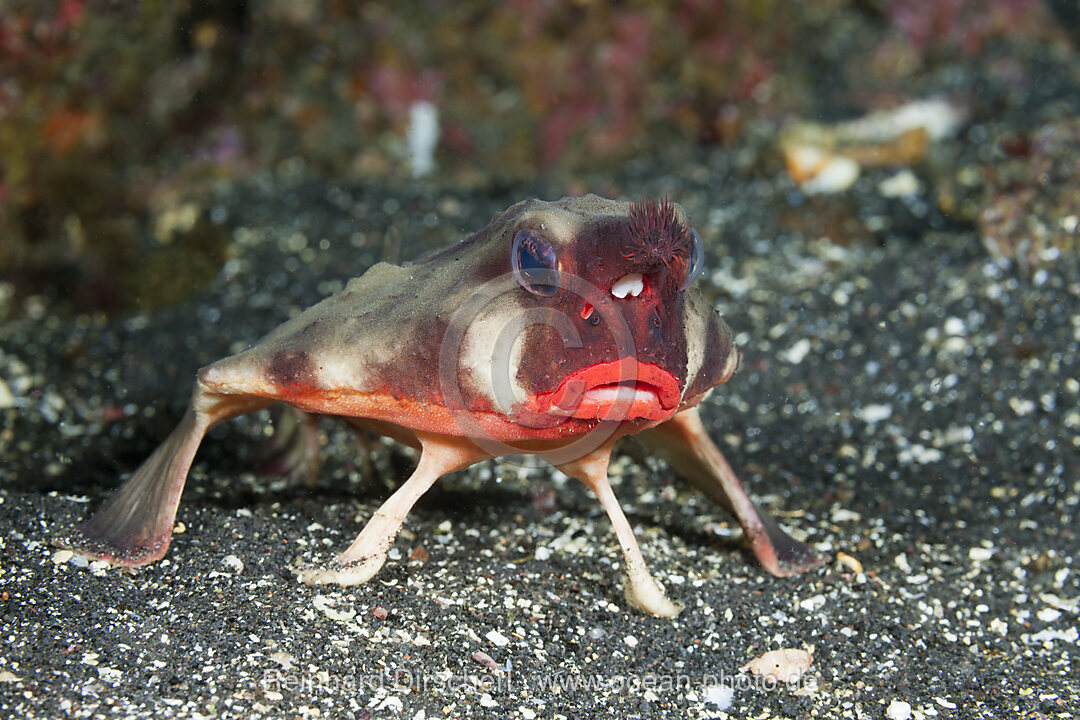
526, 358, 681, 422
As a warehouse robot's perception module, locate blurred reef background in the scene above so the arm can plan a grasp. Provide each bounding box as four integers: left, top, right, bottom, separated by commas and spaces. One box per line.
2, 0, 1078, 316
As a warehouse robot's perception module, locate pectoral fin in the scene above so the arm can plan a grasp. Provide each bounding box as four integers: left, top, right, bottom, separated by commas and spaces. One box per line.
298, 431, 487, 586
557, 437, 683, 618
640, 407, 823, 576
59, 384, 270, 567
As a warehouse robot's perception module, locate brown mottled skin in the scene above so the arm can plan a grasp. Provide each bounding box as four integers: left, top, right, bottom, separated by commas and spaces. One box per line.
59, 194, 822, 617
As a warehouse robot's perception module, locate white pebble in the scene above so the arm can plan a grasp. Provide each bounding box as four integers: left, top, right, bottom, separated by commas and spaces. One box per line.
485, 630, 510, 647
1042, 592, 1077, 613
703, 684, 734, 711
858, 403, 893, 424
878, 170, 921, 198
1028, 627, 1079, 644
1037, 607, 1062, 623
0, 379, 15, 409
943, 316, 965, 335
222, 555, 244, 574
886, 699, 912, 720
898, 444, 943, 464
379, 696, 403, 713
830, 506, 862, 523
51, 549, 74, 565
407, 101, 440, 178
1009, 397, 1036, 416
781, 338, 812, 364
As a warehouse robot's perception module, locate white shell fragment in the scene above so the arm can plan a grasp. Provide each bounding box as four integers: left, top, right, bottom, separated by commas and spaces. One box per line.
51, 549, 74, 565
741, 648, 814, 684
312, 594, 357, 622
836, 551, 863, 574
801, 153, 860, 195
780, 97, 964, 194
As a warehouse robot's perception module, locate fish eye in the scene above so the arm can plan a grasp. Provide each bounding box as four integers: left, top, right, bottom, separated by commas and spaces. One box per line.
512, 229, 560, 296
679, 227, 705, 292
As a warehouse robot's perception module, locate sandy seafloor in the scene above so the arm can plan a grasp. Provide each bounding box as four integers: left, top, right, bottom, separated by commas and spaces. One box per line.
1, 152, 1078, 719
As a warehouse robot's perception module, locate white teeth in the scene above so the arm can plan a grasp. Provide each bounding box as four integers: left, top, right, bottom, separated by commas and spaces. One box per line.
611, 273, 644, 299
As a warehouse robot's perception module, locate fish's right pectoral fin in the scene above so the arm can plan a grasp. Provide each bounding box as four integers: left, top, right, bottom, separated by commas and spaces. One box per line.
58, 385, 269, 567
60, 406, 210, 566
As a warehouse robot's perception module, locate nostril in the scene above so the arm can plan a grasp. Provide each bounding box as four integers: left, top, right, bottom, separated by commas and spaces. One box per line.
611, 273, 644, 299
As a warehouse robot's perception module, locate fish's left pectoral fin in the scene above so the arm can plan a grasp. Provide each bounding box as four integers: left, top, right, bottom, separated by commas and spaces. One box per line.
640, 408, 824, 577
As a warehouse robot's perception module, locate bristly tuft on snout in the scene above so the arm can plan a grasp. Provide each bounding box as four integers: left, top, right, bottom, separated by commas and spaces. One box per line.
623, 198, 693, 271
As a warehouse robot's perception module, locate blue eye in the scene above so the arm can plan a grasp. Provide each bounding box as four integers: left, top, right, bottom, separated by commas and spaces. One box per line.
512, 229, 560, 296
679, 228, 705, 291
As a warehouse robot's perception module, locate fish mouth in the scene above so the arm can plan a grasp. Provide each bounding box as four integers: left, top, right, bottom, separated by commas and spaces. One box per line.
528, 358, 681, 422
